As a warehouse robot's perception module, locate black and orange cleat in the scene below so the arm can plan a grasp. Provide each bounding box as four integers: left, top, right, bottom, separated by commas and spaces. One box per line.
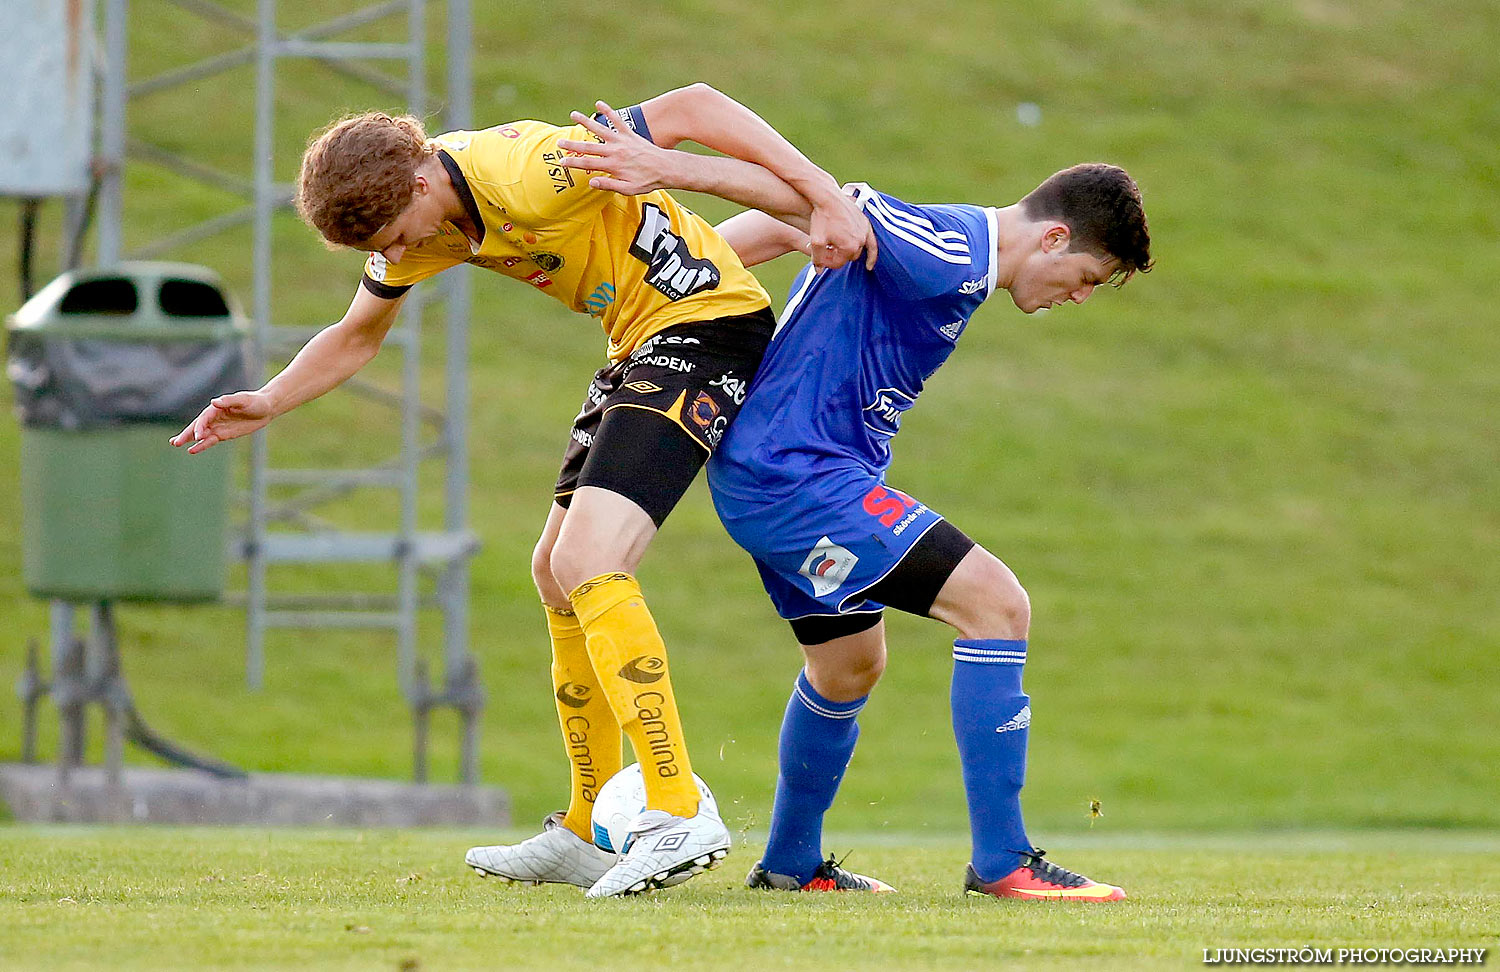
964, 849, 1125, 901
747, 855, 896, 893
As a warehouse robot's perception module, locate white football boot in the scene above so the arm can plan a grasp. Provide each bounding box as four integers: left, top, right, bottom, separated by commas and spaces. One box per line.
466, 812, 617, 888
584, 804, 731, 897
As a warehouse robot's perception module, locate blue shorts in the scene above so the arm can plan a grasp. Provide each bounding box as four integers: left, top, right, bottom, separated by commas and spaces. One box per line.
709, 464, 947, 621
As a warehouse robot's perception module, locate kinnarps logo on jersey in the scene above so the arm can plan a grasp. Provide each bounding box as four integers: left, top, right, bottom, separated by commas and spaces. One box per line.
799, 537, 859, 597
862, 387, 916, 438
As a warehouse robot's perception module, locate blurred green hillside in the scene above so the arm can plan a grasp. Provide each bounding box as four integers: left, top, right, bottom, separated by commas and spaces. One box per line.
1, 0, 1496, 836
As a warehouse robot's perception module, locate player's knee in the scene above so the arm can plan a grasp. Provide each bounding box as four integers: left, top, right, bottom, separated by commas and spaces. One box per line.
531, 537, 571, 610
547, 538, 586, 597
849, 648, 887, 695
805, 646, 886, 701
548, 532, 622, 598
974, 573, 1030, 640
998, 579, 1032, 637
948, 558, 1031, 640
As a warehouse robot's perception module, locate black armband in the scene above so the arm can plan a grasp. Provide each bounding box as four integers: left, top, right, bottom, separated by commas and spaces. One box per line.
361, 274, 412, 300
591, 104, 655, 145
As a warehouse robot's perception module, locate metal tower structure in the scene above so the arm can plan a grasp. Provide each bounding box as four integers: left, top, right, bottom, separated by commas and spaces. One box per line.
93, 0, 483, 781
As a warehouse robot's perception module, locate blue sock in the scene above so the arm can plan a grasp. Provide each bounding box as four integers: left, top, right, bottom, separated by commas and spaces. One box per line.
760, 669, 866, 884
951, 638, 1033, 881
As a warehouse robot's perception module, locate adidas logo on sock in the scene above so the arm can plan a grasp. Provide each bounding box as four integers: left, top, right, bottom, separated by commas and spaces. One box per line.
996, 704, 1031, 733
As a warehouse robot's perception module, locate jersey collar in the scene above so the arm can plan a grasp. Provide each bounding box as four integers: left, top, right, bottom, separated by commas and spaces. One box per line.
983, 206, 1000, 300
437, 149, 485, 250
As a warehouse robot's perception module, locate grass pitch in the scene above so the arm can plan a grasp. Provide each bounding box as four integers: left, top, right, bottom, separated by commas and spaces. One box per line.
2, 0, 1496, 836
2, 828, 1495, 970
0, 7, 1495, 970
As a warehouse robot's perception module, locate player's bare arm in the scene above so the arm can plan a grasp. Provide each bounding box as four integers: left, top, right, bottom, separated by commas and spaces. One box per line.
640, 84, 865, 266
170, 285, 405, 454
565, 85, 875, 269
646, 85, 881, 269
560, 101, 876, 270
715, 210, 811, 268
560, 107, 812, 227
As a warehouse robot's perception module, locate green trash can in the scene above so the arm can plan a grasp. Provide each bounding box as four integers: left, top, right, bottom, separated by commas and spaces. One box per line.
6, 262, 250, 602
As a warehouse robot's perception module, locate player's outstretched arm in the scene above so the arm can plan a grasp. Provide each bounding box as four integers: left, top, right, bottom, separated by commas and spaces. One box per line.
170, 285, 405, 454
642, 83, 874, 269
559, 102, 876, 270
563, 84, 874, 269
715, 210, 810, 268
561, 106, 812, 227
640, 84, 860, 259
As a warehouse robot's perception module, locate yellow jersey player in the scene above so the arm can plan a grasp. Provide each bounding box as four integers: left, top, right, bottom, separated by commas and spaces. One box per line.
171, 84, 873, 897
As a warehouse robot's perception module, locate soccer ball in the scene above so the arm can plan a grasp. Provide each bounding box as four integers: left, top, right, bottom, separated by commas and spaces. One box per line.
590, 762, 718, 854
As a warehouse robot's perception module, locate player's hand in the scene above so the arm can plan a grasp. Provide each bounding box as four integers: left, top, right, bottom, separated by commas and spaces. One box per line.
169, 390, 275, 454
840, 181, 879, 270
557, 102, 681, 196
808, 188, 877, 270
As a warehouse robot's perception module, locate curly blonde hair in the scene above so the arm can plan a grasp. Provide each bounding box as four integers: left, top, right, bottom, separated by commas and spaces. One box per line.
296, 112, 435, 247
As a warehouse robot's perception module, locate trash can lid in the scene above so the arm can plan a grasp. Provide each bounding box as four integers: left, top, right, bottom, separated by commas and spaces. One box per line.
6, 261, 248, 340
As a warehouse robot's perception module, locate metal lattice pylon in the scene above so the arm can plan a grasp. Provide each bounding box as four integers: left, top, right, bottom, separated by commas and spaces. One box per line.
94, 0, 483, 782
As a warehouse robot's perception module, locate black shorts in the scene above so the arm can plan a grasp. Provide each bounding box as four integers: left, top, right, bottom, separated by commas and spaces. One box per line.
554, 307, 776, 526
787, 519, 977, 646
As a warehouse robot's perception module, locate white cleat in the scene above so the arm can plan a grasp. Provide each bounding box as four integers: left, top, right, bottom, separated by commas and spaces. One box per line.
584, 805, 732, 898
466, 812, 617, 888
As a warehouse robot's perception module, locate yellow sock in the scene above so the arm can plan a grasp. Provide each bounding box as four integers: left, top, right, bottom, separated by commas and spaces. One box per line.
569, 572, 701, 818
546, 605, 622, 840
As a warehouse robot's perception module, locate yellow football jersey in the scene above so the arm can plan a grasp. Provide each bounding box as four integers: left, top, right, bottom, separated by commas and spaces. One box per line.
362, 119, 771, 361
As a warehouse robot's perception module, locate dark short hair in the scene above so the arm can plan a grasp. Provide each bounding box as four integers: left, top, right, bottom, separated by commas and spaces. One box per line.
1020, 163, 1152, 284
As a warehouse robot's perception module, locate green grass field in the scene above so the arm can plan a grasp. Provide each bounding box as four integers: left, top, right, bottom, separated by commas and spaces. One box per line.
1, 0, 1498, 965
3, 828, 1496, 971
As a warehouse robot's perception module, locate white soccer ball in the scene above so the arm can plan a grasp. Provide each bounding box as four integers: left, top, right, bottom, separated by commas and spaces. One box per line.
590, 762, 718, 854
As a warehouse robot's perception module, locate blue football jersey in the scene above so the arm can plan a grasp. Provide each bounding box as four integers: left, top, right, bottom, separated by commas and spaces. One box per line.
708, 184, 997, 501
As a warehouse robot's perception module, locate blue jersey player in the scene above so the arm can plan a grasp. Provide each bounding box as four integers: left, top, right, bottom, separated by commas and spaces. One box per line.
561, 101, 1153, 900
